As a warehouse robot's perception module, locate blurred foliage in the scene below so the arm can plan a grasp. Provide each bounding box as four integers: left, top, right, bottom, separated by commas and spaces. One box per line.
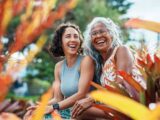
107, 0, 133, 14
23, 0, 132, 86
63, 0, 131, 42
26, 47, 55, 83
7, 93, 39, 101
3, 0, 132, 96
65, 0, 122, 31
26, 78, 51, 96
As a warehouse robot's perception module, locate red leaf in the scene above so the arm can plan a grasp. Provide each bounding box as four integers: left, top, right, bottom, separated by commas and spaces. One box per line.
146, 54, 153, 70
118, 71, 145, 92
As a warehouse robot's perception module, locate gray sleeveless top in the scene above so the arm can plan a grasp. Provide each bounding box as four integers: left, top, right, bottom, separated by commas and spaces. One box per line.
60, 55, 83, 98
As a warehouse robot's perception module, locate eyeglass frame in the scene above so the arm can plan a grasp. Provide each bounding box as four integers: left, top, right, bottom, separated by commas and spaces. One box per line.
90, 29, 109, 37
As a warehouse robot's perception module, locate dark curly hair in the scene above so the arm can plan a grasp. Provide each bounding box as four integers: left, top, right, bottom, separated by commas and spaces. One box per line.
50, 23, 83, 57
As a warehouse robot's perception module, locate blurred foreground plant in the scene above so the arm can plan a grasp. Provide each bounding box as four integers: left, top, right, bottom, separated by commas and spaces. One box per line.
90, 50, 160, 120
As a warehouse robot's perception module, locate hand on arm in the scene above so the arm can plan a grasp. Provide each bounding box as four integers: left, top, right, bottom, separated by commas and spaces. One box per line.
71, 96, 95, 118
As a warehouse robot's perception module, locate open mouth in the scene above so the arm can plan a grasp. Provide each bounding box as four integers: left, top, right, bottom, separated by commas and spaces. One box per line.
68, 43, 77, 49
96, 40, 105, 45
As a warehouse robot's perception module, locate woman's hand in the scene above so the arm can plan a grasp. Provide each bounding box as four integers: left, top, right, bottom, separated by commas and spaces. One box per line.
23, 110, 34, 120
44, 105, 53, 114
26, 105, 38, 111
71, 97, 94, 118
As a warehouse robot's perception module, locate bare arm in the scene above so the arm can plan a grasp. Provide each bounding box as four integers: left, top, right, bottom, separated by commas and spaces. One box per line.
58, 56, 94, 110
115, 46, 139, 99
115, 46, 134, 83
116, 46, 133, 73
25, 61, 64, 116
48, 61, 64, 105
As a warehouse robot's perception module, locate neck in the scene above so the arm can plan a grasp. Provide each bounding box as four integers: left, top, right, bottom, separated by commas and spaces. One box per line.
100, 47, 113, 64
65, 54, 79, 67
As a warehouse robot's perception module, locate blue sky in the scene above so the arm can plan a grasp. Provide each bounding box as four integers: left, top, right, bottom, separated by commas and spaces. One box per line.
127, 0, 160, 22
125, 0, 160, 53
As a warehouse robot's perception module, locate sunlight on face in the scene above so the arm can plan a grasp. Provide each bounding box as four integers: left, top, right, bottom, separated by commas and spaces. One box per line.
91, 22, 112, 52
62, 27, 81, 55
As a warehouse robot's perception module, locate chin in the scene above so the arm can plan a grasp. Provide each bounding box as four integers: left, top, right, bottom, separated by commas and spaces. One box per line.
96, 46, 107, 52
68, 51, 78, 55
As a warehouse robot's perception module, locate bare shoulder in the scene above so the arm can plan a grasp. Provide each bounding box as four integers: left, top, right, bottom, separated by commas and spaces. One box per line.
54, 60, 64, 73
117, 45, 129, 53
116, 45, 134, 62
82, 56, 94, 64
116, 45, 132, 57
81, 55, 94, 66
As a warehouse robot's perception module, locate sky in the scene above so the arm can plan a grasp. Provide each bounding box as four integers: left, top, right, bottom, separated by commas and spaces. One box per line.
127, 0, 160, 22
125, 0, 160, 53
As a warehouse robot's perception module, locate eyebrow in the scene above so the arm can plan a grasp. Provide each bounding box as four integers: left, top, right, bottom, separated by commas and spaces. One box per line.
65, 33, 79, 35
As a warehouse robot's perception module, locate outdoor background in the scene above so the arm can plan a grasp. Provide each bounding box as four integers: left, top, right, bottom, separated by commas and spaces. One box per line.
0, 0, 160, 119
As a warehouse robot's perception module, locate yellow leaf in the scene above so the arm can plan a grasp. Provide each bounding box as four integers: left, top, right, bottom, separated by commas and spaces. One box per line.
31, 89, 52, 120
148, 105, 160, 120
90, 90, 150, 120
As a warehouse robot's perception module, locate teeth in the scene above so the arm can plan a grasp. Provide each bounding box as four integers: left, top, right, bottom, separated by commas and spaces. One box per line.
96, 40, 105, 44
68, 44, 76, 48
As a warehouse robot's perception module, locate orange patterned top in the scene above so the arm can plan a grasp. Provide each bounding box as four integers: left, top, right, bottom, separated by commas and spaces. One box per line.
100, 47, 146, 89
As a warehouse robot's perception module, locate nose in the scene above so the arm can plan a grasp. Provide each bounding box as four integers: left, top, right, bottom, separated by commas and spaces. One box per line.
96, 33, 102, 37
70, 36, 76, 41
94, 32, 102, 38
70, 35, 79, 42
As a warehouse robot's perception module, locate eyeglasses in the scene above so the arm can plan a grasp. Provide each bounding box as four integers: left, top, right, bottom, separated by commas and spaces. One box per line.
91, 29, 108, 37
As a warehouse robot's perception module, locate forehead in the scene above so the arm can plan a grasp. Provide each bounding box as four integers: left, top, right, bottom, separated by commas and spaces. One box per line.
91, 22, 107, 31
64, 27, 79, 35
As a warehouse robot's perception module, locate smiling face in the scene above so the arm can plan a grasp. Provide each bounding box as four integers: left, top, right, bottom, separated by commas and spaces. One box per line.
62, 27, 81, 56
90, 22, 112, 53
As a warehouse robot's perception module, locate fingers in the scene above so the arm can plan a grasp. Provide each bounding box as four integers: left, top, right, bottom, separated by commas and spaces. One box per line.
23, 110, 33, 120
71, 102, 79, 117
72, 102, 84, 118
74, 105, 83, 117
27, 105, 38, 111
44, 106, 52, 114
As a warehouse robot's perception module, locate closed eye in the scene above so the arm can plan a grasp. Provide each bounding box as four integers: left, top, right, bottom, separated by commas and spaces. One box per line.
74, 34, 79, 39
65, 34, 71, 38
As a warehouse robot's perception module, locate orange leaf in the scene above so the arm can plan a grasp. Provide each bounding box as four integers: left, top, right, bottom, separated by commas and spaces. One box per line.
31, 89, 52, 120
51, 110, 62, 120
0, 74, 12, 102
137, 58, 146, 68
118, 71, 145, 92
105, 84, 122, 94
125, 18, 160, 33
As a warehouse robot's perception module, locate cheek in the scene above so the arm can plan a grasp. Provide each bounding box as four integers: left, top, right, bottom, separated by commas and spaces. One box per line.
104, 35, 112, 43
91, 39, 95, 46
62, 40, 66, 50
91, 36, 96, 43
78, 40, 81, 47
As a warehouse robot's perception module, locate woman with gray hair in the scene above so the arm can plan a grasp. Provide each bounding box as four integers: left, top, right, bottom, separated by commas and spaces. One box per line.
71, 17, 145, 119
83, 17, 122, 86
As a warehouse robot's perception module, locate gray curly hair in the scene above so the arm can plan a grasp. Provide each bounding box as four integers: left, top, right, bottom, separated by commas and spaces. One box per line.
83, 17, 122, 84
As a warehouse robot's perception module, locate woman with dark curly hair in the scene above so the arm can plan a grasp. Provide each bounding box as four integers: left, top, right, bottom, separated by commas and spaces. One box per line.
25, 23, 94, 119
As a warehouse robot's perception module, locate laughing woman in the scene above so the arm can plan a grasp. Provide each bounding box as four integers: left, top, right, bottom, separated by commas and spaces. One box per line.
71, 17, 146, 119
25, 23, 94, 119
